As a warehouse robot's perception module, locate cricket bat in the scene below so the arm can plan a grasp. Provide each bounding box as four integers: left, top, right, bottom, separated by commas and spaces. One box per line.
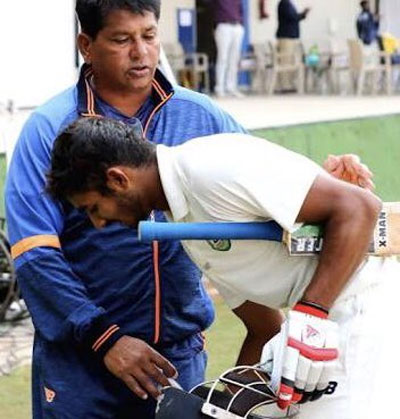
138, 202, 400, 256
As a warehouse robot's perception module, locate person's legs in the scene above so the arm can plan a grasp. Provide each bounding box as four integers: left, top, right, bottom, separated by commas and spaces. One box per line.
174, 348, 208, 391
160, 332, 208, 391
277, 38, 297, 91
226, 24, 245, 96
214, 23, 234, 96
33, 337, 157, 419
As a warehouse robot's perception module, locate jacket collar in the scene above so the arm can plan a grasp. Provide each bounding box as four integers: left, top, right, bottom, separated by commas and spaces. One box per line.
77, 63, 174, 119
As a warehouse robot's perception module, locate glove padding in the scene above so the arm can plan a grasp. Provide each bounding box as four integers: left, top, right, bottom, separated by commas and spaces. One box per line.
260, 302, 339, 409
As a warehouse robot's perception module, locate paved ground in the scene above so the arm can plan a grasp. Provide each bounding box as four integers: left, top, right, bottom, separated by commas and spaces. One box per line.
1, 93, 400, 377
0, 314, 33, 376
214, 94, 400, 129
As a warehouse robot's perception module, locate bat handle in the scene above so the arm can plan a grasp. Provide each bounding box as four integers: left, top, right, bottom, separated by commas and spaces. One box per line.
138, 221, 284, 242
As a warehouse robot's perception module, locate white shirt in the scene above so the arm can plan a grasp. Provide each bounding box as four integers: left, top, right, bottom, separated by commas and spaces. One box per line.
157, 133, 376, 309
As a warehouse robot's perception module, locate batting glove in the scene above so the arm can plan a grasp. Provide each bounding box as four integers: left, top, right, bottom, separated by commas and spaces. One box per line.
260, 301, 339, 409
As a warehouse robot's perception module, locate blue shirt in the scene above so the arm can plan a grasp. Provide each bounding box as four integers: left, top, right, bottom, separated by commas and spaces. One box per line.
357, 10, 379, 45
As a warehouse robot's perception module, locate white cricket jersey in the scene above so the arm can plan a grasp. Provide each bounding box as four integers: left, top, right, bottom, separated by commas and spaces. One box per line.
156, 133, 373, 310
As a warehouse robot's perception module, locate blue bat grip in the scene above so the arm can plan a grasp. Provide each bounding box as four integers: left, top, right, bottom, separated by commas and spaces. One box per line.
138, 221, 283, 242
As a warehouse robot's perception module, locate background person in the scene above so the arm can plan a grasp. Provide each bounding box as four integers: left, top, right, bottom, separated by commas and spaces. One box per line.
47, 117, 390, 419
204, 0, 245, 98
5, 1, 247, 418
276, 0, 310, 91
357, 0, 380, 46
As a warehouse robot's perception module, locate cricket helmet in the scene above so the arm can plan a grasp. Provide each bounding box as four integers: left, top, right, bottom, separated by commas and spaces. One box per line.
156, 365, 299, 419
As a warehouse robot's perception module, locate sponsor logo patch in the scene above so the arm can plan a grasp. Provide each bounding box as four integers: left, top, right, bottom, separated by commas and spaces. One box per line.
206, 239, 231, 251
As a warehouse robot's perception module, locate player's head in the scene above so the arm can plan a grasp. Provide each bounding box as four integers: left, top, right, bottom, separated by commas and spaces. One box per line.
76, 0, 161, 95
360, 1, 369, 11
159, 365, 299, 418
47, 117, 157, 228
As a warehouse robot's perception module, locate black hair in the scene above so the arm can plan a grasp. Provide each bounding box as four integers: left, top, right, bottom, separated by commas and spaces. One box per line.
47, 117, 156, 201
76, 0, 161, 39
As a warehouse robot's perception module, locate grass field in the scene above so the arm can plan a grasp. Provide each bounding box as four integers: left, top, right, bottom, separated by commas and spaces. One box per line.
1, 113, 400, 417
0, 366, 31, 418
254, 114, 400, 202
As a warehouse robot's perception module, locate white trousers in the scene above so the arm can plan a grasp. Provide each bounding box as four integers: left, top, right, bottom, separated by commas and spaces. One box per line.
214, 23, 244, 94
297, 256, 400, 419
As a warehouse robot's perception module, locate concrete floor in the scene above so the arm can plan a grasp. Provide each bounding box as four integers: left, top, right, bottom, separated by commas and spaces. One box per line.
214, 94, 400, 130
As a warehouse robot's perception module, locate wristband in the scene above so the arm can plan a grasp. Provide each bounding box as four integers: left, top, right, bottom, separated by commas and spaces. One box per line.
294, 300, 329, 319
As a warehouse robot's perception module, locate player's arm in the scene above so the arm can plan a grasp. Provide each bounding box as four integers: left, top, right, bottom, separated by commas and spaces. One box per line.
233, 301, 284, 366
6, 114, 176, 399
296, 173, 381, 308
268, 173, 380, 409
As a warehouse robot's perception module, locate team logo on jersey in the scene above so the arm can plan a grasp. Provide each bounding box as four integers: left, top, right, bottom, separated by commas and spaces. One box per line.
207, 239, 231, 251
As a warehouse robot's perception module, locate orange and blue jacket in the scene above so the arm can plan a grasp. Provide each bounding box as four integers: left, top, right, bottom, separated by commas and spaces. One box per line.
5, 65, 245, 358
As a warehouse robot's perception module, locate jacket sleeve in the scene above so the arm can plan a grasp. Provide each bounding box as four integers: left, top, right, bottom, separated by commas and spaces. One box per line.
6, 112, 124, 357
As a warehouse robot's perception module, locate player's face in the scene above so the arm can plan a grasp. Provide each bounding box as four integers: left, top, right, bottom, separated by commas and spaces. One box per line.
83, 10, 160, 95
70, 190, 150, 229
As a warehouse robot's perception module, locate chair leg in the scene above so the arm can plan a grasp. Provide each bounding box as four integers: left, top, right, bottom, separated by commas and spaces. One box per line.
204, 71, 210, 94
192, 71, 199, 92
260, 70, 267, 94
297, 68, 305, 94
253, 69, 262, 93
326, 70, 334, 94
268, 71, 277, 95
370, 71, 378, 95
349, 71, 355, 94
385, 68, 392, 95
357, 72, 365, 95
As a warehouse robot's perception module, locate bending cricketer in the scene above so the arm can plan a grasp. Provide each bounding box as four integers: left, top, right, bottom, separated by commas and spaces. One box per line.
46, 117, 392, 419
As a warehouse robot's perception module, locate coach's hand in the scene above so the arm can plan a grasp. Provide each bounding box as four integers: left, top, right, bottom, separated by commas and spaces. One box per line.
323, 154, 375, 190
104, 335, 178, 400
261, 302, 339, 409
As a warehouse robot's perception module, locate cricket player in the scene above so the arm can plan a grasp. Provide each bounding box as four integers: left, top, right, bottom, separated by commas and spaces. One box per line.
46, 117, 394, 419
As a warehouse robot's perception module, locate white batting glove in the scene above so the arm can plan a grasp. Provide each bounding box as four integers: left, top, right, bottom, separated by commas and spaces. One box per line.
260, 301, 339, 409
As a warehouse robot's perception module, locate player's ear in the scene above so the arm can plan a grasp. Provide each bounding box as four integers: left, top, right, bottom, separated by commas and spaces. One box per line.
106, 167, 130, 192
77, 33, 93, 64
